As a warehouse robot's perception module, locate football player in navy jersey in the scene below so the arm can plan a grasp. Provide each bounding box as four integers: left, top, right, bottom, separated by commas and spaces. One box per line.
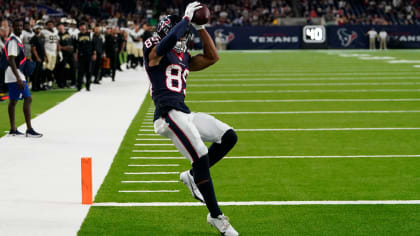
143, 2, 239, 235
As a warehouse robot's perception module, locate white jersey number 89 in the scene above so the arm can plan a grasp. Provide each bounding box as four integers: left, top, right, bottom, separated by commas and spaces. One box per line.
165, 64, 189, 95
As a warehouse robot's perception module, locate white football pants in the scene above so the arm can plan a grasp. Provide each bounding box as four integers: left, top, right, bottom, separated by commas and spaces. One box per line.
154, 110, 232, 163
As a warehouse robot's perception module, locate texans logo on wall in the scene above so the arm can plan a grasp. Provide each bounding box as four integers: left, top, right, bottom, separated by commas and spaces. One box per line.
337, 28, 358, 47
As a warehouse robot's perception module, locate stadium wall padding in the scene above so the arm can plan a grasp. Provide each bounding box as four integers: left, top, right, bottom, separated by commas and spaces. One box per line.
193, 25, 420, 49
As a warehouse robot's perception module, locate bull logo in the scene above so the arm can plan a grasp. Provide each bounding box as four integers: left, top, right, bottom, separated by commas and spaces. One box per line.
214, 29, 235, 43
337, 28, 358, 47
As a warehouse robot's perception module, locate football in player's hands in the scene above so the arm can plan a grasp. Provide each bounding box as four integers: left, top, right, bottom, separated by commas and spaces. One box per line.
192, 4, 210, 25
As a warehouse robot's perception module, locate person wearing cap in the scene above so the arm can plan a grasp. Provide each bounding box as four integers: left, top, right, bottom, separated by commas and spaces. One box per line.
57, 22, 75, 88
74, 22, 96, 91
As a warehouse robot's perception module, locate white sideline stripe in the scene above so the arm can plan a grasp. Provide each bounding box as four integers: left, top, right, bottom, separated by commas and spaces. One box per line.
134, 144, 173, 146
226, 155, 420, 159
187, 98, 420, 103
135, 138, 170, 141
132, 150, 178, 152
121, 180, 179, 183
190, 77, 420, 82
124, 172, 180, 175
131, 157, 184, 160
137, 134, 159, 136
128, 164, 180, 167
188, 82, 420, 87
192, 72, 420, 77
93, 200, 420, 207
118, 190, 180, 193
130, 155, 420, 159
236, 128, 420, 131
207, 110, 420, 115
188, 89, 420, 94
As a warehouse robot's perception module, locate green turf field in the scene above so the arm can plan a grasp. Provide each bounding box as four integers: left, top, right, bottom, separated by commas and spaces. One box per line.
78, 50, 420, 235
0, 89, 75, 137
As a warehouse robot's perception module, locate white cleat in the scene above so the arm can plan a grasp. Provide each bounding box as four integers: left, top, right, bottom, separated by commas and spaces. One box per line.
180, 170, 205, 203
207, 213, 239, 236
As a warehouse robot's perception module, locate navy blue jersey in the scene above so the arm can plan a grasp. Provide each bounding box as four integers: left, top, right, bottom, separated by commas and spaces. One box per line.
143, 36, 191, 120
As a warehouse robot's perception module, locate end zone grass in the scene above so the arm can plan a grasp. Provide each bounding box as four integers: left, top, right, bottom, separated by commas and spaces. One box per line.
78, 50, 420, 235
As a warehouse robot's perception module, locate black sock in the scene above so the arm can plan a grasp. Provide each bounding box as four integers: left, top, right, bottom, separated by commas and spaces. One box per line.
189, 129, 237, 177
193, 155, 222, 218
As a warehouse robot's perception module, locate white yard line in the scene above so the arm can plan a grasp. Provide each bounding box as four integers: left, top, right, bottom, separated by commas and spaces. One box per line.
130, 155, 420, 159
128, 164, 179, 167
236, 128, 420, 131
134, 144, 173, 146
189, 77, 420, 82
135, 138, 170, 141
207, 110, 420, 115
0, 70, 150, 236
191, 72, 420, 77
118, 190, 180, 193
121, 180, 179, 183
137, 134, 159, 136
187, 98, 420, 103
188, 89, 420, 94
132, 150, 178, 152
131, 157, 184, 160
124, 172, 180, 175
188, 82, 420, 87
93, 200, 420, 206
225, 155, 420, 159
138, 129, 154, 131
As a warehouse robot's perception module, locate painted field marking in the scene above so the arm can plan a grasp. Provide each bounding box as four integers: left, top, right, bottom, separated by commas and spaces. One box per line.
225, 155, 420, 159
189, 77, 420, 82
128, 164, 180, 167
130, 155, 420, 160
138, 129, 154, 131
134, 144, 173, 146
141, 126, 154, 128
414, 65, 420, 68
388, 60, 420, 64
93, 200, 420, 206
236, 128, 420, 131
187, 98, 420, 103
121, 180, 179, 183
124, 172, 180, 175
358, 56, 395, 60
191, 72, 420, 77
132, 150, 178, 153
188, 89, 420, 94
118, 190, 180, 193
188, 82, 420, 87
131, 157, 184, 160
135, 138, 170, 141
207, 110, 420, 115
137, 134, 159, 136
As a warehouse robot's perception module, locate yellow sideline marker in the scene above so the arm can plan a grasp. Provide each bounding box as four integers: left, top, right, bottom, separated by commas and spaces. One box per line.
81, 157, 93, 205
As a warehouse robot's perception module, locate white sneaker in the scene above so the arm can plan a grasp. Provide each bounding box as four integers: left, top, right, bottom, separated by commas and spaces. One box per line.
207, 213, 239, 236
180, 170, 204, 203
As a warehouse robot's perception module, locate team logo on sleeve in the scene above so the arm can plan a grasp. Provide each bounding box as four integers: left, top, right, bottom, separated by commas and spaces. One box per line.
337, 28, 358, 47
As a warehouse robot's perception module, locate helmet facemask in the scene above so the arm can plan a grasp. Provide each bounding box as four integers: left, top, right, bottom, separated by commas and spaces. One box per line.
174, 31, 192, 53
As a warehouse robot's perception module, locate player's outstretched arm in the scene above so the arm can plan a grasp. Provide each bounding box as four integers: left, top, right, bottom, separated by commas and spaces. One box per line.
189, 28, 219, 71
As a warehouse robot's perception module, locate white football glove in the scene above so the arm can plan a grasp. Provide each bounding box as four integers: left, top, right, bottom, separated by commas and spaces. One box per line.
184, 1, 202, 21
192, 23, 205, 31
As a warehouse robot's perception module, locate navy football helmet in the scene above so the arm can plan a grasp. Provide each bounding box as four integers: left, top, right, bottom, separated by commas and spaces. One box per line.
156, 15, 192, 53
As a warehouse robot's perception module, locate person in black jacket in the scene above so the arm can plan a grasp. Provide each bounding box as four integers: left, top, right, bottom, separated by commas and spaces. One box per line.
30, 25, 45, 91
74, 22, 96, 91
104, 27, 118, 82
92, 26, 104, 84
57, 23, 75, 88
